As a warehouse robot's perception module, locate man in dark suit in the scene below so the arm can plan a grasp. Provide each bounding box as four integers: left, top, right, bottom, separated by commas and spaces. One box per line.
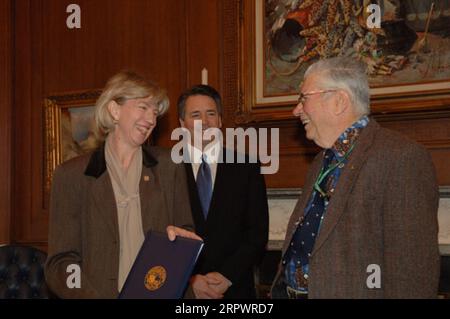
177, 85, 269, 299
271, 57, 440, 298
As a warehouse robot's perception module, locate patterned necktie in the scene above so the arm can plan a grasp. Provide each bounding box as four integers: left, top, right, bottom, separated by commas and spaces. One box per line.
291, 149, 335, 265
196, 155, 212, 219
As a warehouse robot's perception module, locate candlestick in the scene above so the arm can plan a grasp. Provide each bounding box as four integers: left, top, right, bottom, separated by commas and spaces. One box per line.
201, 68, 208, 85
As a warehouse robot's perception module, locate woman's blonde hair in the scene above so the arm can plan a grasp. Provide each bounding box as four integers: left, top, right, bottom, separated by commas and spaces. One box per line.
94, 71, 169, 140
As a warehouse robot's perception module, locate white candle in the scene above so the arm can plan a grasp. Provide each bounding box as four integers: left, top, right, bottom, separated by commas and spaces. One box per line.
201, 68, 208, 85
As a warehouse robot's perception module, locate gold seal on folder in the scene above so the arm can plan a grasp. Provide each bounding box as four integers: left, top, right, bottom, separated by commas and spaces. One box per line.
144, 266, 167, 291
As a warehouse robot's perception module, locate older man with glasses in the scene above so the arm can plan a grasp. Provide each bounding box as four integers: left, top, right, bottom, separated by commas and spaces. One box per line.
271, 56, 440, 299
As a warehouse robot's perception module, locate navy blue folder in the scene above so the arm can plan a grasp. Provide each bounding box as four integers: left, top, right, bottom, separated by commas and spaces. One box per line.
118, 230, 203, 299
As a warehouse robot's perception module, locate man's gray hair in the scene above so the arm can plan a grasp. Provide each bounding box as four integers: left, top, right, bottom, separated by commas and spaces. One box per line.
305, 57, 370, 116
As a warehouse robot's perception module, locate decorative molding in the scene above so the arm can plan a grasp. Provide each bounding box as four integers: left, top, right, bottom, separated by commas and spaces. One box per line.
46, 90, 102, 104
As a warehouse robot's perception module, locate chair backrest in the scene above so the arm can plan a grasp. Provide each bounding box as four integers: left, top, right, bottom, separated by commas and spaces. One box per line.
0, 245, 50, 299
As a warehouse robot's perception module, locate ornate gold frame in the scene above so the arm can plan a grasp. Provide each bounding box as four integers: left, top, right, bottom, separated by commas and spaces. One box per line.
43, 90, 101, 207
236, 0, 450, 124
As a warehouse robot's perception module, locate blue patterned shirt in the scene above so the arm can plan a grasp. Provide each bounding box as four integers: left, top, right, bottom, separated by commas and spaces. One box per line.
284, 116, 370, 292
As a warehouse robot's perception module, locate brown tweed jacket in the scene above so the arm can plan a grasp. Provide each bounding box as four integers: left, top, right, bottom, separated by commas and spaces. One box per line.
271, 120, 440, 298
45, 145, 194, 298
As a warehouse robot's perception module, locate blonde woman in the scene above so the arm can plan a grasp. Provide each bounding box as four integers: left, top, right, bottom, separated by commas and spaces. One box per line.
45, 71, 199, 298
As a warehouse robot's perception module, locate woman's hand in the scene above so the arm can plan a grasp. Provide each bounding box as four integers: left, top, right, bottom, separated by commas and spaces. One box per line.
166, 225, 202, 241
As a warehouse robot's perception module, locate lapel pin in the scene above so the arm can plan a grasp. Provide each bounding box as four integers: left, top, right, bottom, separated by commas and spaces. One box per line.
144, 175, 150, 182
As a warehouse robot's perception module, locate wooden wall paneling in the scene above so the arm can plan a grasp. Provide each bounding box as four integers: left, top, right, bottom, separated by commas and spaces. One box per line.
29, 0, 46, 241
185, 0, 220, 90
12, 0, 47, 247
12, 0, 189, 248
220, 0, 240, 129
155, 0, 188, 146
263, 121, 319, 188
376, 115, 450, 141
40, 0, 187, 147
217, 0, 317, 187
13, 0, 35, 244
430, 150, 450, 185
0, 0, 13, 245
262, 115, 450, 188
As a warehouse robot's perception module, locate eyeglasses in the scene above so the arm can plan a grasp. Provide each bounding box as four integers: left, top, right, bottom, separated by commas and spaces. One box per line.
297, 89, 337, 104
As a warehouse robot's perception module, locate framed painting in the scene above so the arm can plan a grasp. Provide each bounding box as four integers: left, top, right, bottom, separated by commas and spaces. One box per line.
43, 90, 101, 207
238, 0, 450, 123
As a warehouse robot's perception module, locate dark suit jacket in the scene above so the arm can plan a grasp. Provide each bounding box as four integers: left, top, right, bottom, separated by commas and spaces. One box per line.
271, 120, 440, 298
185, 149, 269, 298
45, 145, 194, 298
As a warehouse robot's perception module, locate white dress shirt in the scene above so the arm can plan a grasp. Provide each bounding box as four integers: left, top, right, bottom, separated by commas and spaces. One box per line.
186, 141, 221, 186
